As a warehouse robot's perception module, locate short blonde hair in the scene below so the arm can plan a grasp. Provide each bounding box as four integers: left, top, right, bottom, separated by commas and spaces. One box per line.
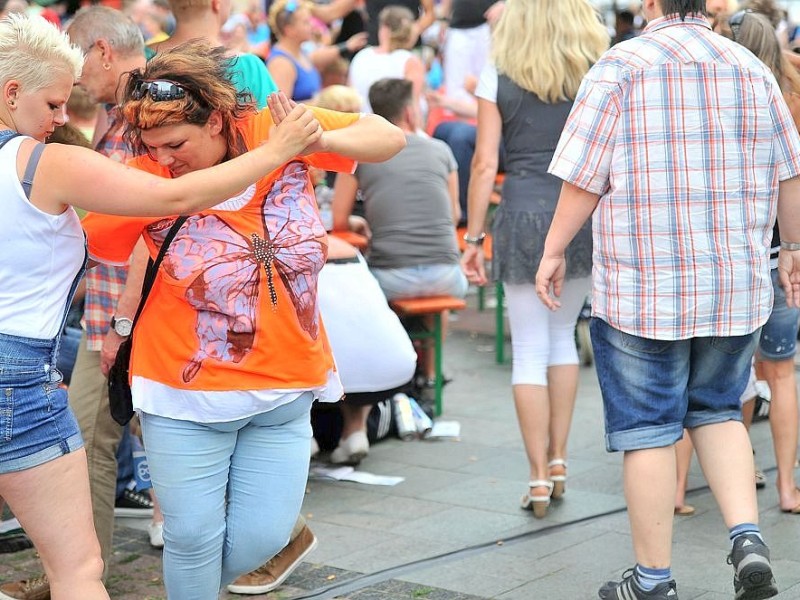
312, 84, 362, 112
492, 0, 608, 103
0, 13, 82, 92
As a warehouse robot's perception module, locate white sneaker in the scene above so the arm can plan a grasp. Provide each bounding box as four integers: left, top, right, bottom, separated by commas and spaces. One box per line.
148, 521, 164, 549
330, 431, 369, 465
310, 437, 320, 459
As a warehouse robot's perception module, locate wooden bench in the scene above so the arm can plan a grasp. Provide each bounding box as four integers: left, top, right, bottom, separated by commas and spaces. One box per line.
389, 295, 467, 416
330, 230, 368, 251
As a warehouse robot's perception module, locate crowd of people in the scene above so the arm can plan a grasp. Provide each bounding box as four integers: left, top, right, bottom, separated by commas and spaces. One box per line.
1, 0, 800, 600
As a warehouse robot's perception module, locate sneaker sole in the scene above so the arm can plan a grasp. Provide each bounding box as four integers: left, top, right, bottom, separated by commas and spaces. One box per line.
226, 535, 318, 595
114, 508, 154, 518
737, 565, 778, 600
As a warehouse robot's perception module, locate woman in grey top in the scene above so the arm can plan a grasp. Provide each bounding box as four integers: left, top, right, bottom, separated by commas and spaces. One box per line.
461, 0, 608, 518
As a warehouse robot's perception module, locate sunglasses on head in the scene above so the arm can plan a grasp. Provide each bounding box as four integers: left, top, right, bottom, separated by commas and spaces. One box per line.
729, 10, 752, 43
132, 80, 187, 102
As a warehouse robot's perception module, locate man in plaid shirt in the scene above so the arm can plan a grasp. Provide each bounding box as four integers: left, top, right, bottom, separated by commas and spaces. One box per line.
537, 1, 800, 599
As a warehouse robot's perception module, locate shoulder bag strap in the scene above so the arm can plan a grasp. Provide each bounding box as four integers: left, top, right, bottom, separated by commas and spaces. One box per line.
130, 216, 189, 329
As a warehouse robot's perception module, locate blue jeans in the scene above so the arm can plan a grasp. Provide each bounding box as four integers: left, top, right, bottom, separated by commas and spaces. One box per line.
115, 425, 134, 498
370, 263, 468, 301
140, 392, 314, 599
590, 318, 758, 452
433, 121, 474, 222
758, 268, 800, 360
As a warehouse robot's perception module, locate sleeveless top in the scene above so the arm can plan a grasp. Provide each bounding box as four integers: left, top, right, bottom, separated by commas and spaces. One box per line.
268, 47, 322, 101
490, 74, 593, 283
0, 133, 85, 338
348, 47, 413, 113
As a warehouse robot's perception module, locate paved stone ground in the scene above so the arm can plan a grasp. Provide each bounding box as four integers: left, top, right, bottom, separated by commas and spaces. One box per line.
3, 294, 800, 599
0, 523, 485, 599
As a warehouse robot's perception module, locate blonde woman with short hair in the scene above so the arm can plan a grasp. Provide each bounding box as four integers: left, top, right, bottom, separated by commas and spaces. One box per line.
461, 0, 608, 518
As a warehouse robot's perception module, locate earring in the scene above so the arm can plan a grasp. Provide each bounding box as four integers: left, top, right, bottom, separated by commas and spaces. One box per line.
103, 63, 111, 71
7, 100, 14, 108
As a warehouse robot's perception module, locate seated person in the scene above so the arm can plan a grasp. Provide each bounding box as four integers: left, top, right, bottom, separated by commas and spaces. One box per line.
332, 77, 467, 302
332, 78, 466, 385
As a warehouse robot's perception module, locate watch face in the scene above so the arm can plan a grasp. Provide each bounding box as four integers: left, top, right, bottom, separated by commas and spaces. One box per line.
114, 318, 133, 337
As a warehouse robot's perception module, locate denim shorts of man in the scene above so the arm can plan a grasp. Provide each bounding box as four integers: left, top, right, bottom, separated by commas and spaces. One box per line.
535, 1, 800, 599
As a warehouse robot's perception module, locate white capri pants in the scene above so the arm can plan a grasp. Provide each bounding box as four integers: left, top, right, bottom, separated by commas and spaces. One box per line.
504, 278, 590, 386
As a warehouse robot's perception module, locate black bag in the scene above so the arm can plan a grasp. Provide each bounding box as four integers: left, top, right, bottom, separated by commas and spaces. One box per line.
107, 217, 187, 426
108, 337, 134, 425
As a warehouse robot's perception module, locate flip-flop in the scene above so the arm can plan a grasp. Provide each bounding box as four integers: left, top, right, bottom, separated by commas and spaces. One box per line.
674, 505, 695, 516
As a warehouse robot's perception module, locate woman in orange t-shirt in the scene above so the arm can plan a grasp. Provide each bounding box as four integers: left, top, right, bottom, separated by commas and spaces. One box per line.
81, 40, 405, 599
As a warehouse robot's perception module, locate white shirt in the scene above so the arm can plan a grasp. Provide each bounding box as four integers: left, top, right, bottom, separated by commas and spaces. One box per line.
349, 47, 414, 113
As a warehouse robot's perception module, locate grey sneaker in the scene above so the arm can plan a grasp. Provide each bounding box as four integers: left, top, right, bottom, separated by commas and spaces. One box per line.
727, 534, 778, 600
599, 569, 678, 599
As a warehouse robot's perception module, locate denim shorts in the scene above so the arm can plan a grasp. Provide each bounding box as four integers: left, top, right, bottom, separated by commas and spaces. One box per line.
0, 332, 83, 474
370, 263, 468, 301
758, 269, 800, 361
590, 318, 758, 452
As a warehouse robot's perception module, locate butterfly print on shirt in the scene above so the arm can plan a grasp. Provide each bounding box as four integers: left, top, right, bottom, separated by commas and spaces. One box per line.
156, 161, 327, 383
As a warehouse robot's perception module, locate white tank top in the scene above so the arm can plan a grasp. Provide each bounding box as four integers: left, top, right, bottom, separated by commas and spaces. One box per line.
0, 135, 85, 339
349, 47, 413, 113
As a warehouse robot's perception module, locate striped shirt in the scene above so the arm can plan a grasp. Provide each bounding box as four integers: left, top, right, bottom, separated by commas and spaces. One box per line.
82, 107, 131, 351
549, 14, 800, 340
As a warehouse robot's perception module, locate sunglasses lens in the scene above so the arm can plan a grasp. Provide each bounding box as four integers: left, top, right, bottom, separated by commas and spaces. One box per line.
132, 80, 186, 102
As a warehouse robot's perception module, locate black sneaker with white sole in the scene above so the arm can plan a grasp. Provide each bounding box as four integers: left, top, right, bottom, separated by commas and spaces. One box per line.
598, 569, 678, 599
114, 488, 154, 518
727, 534, 778, 600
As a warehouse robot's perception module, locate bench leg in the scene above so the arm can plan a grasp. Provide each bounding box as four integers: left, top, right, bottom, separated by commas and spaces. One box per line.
495, 282, 505, 364
477, 285, 486, 312
433, 312, 443, 416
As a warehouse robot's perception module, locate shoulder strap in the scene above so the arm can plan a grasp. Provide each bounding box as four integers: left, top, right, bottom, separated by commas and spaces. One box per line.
130, 216, 189, 329
21, 143, 45, 199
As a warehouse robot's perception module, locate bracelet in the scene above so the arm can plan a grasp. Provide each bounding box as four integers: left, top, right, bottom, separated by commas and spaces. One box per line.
463, 232, 486, 245
780, 240, 800, 251
336, 42, 348, 56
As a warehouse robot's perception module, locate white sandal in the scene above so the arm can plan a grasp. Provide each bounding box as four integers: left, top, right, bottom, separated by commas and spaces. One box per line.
520, 480, 553, 518
548, 458, 568, 500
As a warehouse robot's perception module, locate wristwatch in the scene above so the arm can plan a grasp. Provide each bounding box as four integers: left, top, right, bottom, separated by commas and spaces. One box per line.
110, 316, 133, 337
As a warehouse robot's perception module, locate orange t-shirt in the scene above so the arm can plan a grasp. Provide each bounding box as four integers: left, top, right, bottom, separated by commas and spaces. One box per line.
82, 107, 359, 393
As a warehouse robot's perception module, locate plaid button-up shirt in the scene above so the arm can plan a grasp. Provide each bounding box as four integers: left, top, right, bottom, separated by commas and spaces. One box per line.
549, 14, 800, 340
82, 107, 131, 351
